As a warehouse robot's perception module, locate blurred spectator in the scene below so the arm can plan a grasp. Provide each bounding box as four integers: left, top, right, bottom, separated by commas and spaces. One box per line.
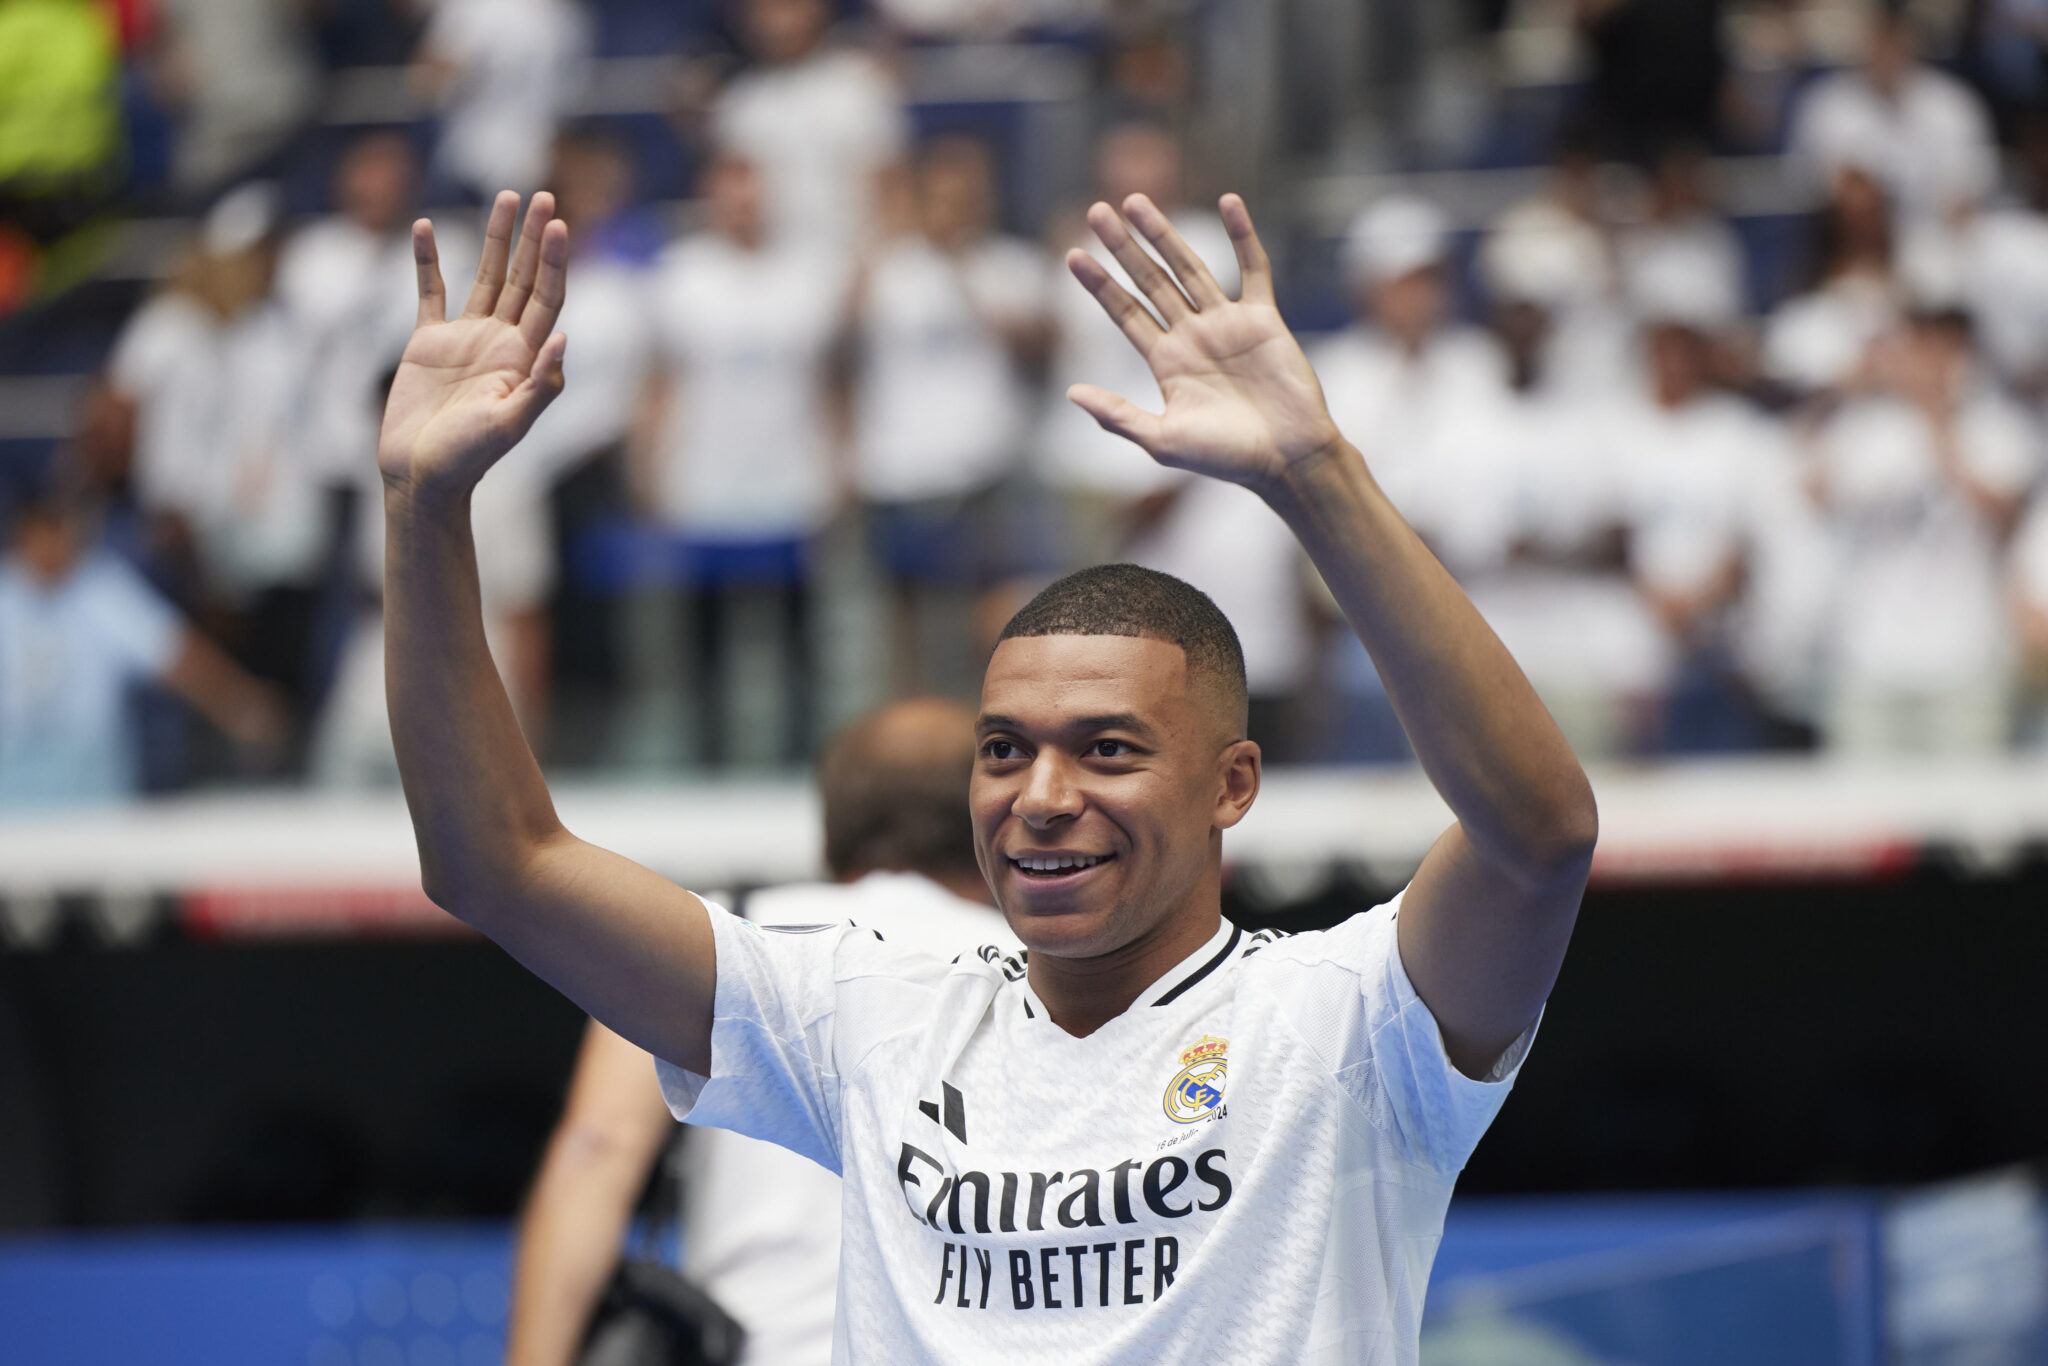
276, 132, 449, 490
1807, 288, 2039, 755
0, 0, 122, 255
1953, 113, 2048, 400
411, 0, 592, 200
1036, 120, 1237, 562
1307, 194, 1504, 761
146, 0, 318, 193
1618, 142, 1747, 327
2015, 492, 2048, 744
0, 492, 284, 807
852, 135, 1047, 700
1479, 131, 1633, 400
634, 155, 849, 767
711, 0, 909, 251
104, 185, 330, 757
1615, 284, 1827, 752
1762, 164, 1899, 399
1574, 0, 1728, 161
1786, 5, 1997, 225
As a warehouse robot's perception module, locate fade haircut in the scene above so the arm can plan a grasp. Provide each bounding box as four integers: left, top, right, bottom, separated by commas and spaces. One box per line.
997, 564, 1248, 731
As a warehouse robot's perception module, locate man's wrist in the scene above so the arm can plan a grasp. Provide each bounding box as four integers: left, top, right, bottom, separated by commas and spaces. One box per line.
1259, 437, 1371, 515
382, 469, 474, 526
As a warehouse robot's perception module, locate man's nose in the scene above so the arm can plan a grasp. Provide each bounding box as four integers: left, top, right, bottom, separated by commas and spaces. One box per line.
1013, 752, 1082, 828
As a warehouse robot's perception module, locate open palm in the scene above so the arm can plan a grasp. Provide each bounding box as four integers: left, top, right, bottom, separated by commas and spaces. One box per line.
1066, 194, 1344, 492
379, 191, 570, 501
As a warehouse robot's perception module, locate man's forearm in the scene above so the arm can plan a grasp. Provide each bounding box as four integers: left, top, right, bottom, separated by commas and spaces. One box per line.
384, 486, 565, 914
1262, 444, 1597, 876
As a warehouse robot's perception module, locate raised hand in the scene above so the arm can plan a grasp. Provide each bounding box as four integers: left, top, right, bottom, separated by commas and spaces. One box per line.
1065, 193, 1344, 493
379, 191, 570, 504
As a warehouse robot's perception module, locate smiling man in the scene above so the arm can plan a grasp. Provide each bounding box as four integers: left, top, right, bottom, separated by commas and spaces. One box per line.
379, 185, 1596, 1364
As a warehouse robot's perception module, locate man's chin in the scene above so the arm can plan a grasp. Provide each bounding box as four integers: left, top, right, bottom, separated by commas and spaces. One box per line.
1001, 899, 1125, 962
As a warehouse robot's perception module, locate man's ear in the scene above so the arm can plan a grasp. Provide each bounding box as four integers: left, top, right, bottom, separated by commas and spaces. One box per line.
1213, 739, 1261, 831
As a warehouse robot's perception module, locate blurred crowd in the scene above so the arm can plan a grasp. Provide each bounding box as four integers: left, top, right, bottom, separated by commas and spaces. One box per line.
7, 0, 2048, 806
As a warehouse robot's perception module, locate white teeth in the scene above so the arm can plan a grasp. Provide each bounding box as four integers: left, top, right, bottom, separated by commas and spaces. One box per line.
1015, 854, 1103, 872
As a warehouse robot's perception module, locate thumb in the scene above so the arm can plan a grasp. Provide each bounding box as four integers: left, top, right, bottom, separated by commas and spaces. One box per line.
1067, 383, 1164, 455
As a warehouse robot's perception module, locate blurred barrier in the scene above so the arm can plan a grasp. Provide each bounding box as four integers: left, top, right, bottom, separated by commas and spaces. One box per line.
6, 1182, 2042, 1364
2, 756, 2046, 941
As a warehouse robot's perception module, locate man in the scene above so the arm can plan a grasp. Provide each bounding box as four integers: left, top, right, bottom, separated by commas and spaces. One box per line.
507, 696, 1006, 1366
380, 185, 1596, 1362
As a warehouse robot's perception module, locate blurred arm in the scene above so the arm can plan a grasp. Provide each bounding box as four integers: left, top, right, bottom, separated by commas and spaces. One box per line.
157, 631, 288, 750
506, 1020, 677, 1366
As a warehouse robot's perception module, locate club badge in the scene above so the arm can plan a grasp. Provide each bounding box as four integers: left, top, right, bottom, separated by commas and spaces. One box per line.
1163, 1034, 1228, 1124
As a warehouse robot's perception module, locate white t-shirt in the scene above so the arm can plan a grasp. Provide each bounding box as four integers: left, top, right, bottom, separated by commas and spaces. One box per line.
649, 236, 849, 539
107, 294, 326, 597
659, 891, 1533, 1366
1960, 206, 2048, 385
1815, 386, 2040, 692
853, 235, 1046, 503
684, 872, 1011, 1366
2015, 494, 2048, 613
713, 50, 909, 252
422, 0, 591, 197
1787, 66, 1997, 221
0, 552, 181, 807
1760, 275, 1897, 395
1037, 212, 1240, 498
516, 252, 655, 483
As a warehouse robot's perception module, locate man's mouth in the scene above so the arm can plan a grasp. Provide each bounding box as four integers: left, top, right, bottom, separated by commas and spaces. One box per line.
1008, 853, 1116, 881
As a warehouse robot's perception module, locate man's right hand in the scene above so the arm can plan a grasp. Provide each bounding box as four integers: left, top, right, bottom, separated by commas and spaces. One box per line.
379, 190, 570, 505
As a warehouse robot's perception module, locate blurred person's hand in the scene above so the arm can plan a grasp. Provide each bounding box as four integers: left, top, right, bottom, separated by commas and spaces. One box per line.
380, 192, 569, 508
1063, 194, 1342, 495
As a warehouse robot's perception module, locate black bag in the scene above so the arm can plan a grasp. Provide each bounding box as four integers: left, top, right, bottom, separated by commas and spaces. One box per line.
576, 1143, 746, 1366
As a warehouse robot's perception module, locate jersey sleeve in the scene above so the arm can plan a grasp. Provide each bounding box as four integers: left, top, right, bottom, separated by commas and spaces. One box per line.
655, 901, 942, 1174
1264, 892, 1537, 1175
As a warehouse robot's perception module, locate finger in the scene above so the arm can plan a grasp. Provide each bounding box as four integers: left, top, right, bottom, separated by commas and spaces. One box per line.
496, 191, 555, 324
412, 219, 446, 327
1067, 382, 1164, 454
1086, 201, 1192, 322
520, 218, 571, 349
1123, 194, 1227, 307
461, 191, 519, 319
1067, 249, 1162, 356
510, 331, 569, 429
1219, 193, 1274, 304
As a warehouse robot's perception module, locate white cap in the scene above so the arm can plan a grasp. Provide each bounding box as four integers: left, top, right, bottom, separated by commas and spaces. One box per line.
202, 182, 280, 258
1896, 227, 1968, 314
1477, 203, 1607, 310
1627, 237, 1741, 332
1341, 195, 1450, 288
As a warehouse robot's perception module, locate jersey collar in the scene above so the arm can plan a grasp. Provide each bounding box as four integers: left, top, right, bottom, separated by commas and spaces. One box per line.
1015, 917, 1242, 1024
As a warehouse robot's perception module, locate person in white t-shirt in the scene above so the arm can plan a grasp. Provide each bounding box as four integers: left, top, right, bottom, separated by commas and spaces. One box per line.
853, 135, 1048, 699
1785, 8, 1998, 225
505, 697, 1010, 1366
1808, 301, 2040, 754
710, 0, 909, 252
1761, 164, 1902, 402
0, 495, 284, 806
378, 184, 1594, 1365
1308, 194, 1505, 761
636, 155, 849, 767
1035, 122, 1240, 561
412, 0, 592, 201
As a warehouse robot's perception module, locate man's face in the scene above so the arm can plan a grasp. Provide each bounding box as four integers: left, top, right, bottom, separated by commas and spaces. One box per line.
971, 634, 1256, 962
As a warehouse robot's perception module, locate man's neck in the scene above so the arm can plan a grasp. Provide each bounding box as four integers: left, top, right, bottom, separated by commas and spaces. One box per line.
1027, 895, 1225, 1039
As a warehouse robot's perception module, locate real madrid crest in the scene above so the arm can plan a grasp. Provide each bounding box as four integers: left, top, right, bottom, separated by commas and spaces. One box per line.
1163, 1034, 1228, 1124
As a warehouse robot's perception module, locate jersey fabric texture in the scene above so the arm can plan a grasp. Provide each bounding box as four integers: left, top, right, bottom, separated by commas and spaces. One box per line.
657, 891, 1535, 1365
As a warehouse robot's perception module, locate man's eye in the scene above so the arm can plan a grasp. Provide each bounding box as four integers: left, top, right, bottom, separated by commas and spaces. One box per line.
1092, 740, 1129, 758
983, 740, 1016, 761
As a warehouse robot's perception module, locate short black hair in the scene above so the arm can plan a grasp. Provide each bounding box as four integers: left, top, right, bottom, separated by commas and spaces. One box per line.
997, 564, 1248, 727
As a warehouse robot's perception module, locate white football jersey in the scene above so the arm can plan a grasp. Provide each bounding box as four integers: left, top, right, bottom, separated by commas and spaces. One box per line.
659, 890, 1534, 1365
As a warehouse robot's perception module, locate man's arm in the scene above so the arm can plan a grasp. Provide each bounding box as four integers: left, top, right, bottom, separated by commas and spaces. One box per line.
157, 632, 289, 753
1065, 193, 1597, 1077
381, 190, 715, 1073
506, 1020, 677, 1366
